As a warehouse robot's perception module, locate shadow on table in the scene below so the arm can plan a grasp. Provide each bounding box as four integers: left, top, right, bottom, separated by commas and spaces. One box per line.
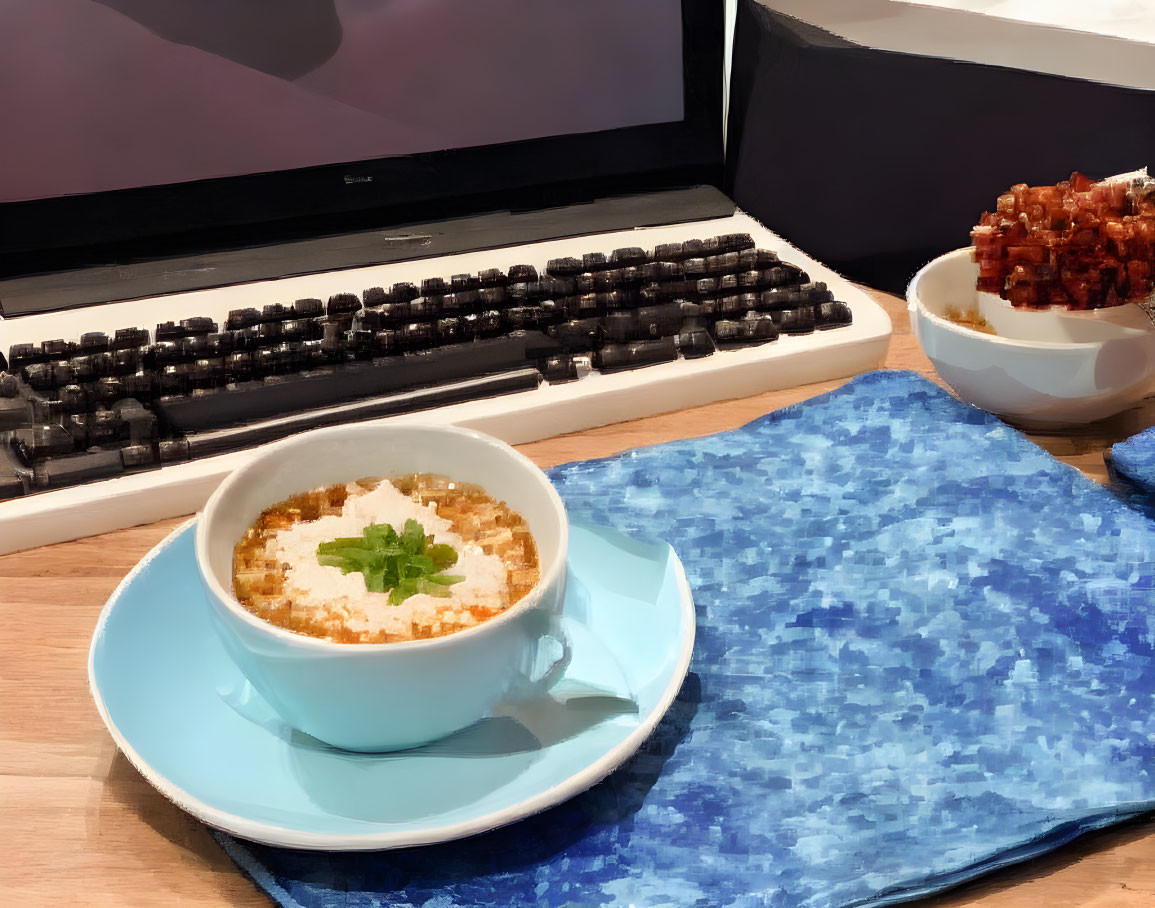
98, 749, 254, 876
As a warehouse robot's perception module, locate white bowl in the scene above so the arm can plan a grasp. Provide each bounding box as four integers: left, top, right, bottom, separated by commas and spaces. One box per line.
907, 248, 1155, 426
195, 423, 568, 752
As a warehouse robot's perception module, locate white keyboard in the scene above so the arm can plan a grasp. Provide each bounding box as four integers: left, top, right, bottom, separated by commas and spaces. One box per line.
0, 209, 891, 553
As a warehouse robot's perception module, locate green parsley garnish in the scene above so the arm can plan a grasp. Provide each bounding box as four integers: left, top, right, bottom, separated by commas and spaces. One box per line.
316, 519, 464, 605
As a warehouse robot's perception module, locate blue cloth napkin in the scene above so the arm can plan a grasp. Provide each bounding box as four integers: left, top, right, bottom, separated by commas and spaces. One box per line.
1108, 425, 1155, 510
214, 370, 1155, 907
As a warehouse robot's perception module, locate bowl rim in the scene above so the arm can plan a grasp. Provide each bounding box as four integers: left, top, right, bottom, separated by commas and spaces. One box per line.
194, 421, 569, 653
907, 247, 1151, 352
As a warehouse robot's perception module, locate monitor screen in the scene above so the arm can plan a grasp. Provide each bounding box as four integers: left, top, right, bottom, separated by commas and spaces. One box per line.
1, 0, 684, 204
0, 0, 720, 277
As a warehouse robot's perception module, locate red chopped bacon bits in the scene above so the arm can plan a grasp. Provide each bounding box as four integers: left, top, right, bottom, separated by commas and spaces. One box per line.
971, 171, 1155, 309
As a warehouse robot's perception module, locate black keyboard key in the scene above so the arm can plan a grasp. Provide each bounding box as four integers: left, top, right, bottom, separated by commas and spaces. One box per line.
595, 338, 678, 373
409, 298, 439, 321
389, 282, 419, 303
507, 264, 537, 283
0, 373, 17, 398
636, 303, 686, 338
398, 322, 434, 350
373, 330, 399, 355
181, 369, 542, 460
546, 257, 582, 277
113, 399, 158, 444
261, 303, 291, 323
643, 261, 683, 283
717, 233, 756, 253
227, 308, 261, 330
705, 252, 740, 275
713, 314, 779, 347
154, 322, 182, 342
816, 301, 853, 330
205, 333, 236, 357
478, 268, 506, 288
181, 317, 218, 336
479, 287, 507, 308
540, 354, 579, 383
737, 248, 779, 270
124, 371, 157, 398
121, 444, 156, 468
91, 376, 125, 405
258, 321, 282, 345
763, 265, 809, 287
652, 242, 685, 260
159, 364, 194, 396
604, 303, 685, 343
155, 334, 539, 432
609, 266, 644, 288
327, 293, 360, 317
682, 258, 706, 278
576, 272, 612, 294
190, 358, 225, 389
542, 277, 576, 297
677, 328, 715, 359
421, 277, 449, 297
295, 298, 324, 318
772, 307, 816, 335
40, 339, 73, 359
8, 344, 38, 370
80, 332, 110, 353
451, 273, 480, 292
549, 321, 605, 351
757, 288, 804, 311
112, 327, 149, 350
574, 294, 602, 318
24, 363, 53, 391
33, 449, 124, 490
582, 252, 609, 272
435, 318, 464, 345
363, 287, 388, 307
158, 438, 189, 463
225, 352, 253, 382
609, 247, 647, 267
50, 360, 74, 386
800, 282, 835, 303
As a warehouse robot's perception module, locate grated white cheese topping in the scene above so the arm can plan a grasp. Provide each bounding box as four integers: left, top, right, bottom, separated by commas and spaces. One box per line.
268, 480, 509, 639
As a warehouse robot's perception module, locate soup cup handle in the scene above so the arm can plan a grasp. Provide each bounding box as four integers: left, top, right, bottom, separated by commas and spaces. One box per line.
506, 629, 572, 703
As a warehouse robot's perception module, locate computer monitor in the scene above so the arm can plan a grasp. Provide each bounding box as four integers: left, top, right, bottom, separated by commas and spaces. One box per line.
0, 0, 723, 280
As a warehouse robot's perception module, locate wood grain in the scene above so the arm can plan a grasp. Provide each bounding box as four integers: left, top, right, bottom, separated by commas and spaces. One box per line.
4, 290, 1155, 906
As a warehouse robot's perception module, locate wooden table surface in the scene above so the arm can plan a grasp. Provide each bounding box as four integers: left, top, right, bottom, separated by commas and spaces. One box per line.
6, 289, 1155, 907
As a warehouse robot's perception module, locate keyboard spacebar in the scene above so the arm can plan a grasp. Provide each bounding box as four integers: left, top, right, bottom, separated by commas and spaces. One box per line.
156, 335, 536, 432
182, 368, 541, 459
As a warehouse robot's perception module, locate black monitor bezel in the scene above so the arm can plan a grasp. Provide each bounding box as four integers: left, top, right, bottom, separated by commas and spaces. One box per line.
0, 0, 723, 280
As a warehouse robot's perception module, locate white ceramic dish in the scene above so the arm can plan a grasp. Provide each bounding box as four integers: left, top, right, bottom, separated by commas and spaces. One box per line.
907, 247, 1155, 426
196, 422, 569, 752
89, 519, 695, 850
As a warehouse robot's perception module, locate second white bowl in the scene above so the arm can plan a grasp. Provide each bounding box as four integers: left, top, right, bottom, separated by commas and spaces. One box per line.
908, 248, 1155, 426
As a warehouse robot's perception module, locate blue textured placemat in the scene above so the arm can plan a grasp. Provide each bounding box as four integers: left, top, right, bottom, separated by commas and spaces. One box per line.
1108, 426, 1155, 512
213, 370, 1155, 907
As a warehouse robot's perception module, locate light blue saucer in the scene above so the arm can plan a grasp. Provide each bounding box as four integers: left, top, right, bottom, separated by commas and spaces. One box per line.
88, 519, 695, 850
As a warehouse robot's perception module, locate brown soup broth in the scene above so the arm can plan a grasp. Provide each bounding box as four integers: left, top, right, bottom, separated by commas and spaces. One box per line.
232, 473, 540, 644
